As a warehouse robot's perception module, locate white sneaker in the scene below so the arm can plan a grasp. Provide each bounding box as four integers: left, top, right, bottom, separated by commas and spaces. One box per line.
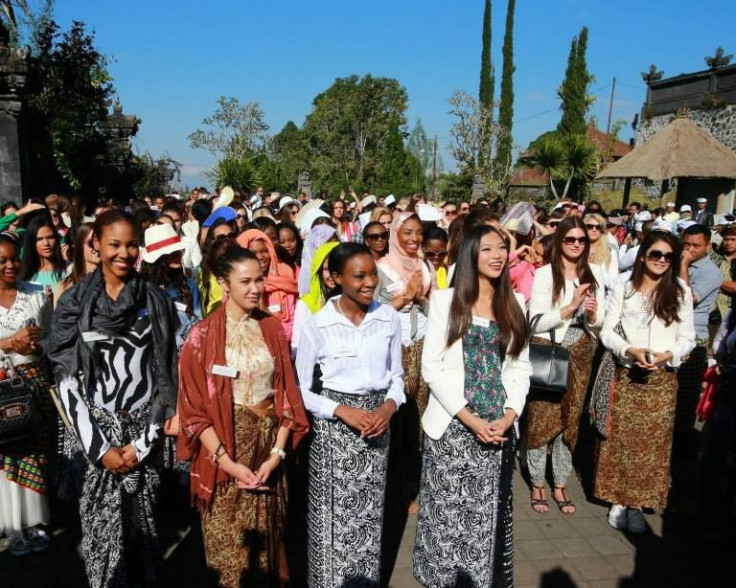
626, 508, 647, 534
608, 504, 627, 529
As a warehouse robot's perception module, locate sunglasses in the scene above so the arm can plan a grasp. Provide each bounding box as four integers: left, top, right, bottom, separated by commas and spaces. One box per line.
424, 251, 448, 259
460, 207, 469, 212
645, 250, 674, 263
445, 210, 458, 216
235, 214, 247, 220
562, 236, 588, 245
365, 232, 390, 241
546, 221, 560, 227
214, 233, 235, 242
584, 224, 601, 231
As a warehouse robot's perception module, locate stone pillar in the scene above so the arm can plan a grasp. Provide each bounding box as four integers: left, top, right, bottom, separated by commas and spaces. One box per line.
297, 171, 313, 200
0, 35, 28, 205
472, 174, 485, 201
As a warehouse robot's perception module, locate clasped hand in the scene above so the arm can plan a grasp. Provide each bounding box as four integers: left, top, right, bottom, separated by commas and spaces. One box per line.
335, 400, 397, 439
230, 457, 280, 491
101, 444, 139, 474
627, 347, 671, 371
469, 412, 515, 444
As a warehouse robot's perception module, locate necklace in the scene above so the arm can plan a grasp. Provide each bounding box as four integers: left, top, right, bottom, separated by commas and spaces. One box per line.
336, 296, 365, 325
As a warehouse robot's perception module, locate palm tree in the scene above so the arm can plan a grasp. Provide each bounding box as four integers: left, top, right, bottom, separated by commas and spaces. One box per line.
1, 1, 30, 30
559, 134, 598, 200
521, 134, 567, 199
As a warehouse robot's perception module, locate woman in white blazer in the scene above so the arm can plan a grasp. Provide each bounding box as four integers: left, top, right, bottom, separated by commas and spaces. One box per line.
525, 216, 606, 516
413, 225, 531, 588
594, 231, 695, 534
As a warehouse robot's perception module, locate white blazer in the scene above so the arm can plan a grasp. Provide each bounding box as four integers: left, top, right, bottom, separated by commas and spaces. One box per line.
420, 289, 532, 440
601, 281, 696, 368
528, 263, 607, 341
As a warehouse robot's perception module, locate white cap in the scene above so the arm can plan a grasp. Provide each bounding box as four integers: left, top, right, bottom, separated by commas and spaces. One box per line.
696, 197, 708, 204
665, 201, 675, 207
384, 194, 396, 206
635, 210, 652, 221
634, 221, 644, 233
417, 204, 442, 222
677, 219, 697, 230
652, 220, 673, 233
680, 204, 692, 213
716, 214, 736, 226
278, 196, 299, 210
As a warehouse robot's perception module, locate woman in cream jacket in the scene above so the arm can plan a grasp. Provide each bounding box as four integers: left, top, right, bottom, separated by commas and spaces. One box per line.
594, 231, 695, 533
525, 216, 606, 515
413, 225, 531, 588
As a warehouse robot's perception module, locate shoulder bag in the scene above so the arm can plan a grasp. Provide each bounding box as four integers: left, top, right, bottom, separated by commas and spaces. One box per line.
0, 376, 43, 445
528, 314, 571, 395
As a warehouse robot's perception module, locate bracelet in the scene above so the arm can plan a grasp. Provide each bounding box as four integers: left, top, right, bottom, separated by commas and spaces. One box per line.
210, 443, 227, 464
269, 447, 286, 460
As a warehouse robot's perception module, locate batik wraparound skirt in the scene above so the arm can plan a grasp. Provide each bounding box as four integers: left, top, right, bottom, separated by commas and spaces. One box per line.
308, 389, 389, 588
413, 419, 516, 588
201, 399, 287, 588
0, 361, 56, 494
594, 367, 677, 510
80, 402, 162, 588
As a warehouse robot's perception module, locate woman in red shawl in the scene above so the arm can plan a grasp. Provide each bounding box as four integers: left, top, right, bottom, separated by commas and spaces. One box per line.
236, 229, 299, 341
178, 245, 309, 587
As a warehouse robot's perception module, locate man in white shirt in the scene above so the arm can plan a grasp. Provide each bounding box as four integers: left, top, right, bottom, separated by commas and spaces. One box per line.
663, 201, 679, 223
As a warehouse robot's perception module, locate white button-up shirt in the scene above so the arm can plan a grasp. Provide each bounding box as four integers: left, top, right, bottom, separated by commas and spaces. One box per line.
295, 297, 406, 419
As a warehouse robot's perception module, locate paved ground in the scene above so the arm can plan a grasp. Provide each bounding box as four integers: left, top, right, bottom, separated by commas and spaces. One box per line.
1, 455, 733, 587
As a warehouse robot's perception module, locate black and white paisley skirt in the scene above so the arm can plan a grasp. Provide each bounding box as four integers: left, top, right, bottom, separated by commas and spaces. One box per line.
413, 419, 515, 588
307, 389, 389, 588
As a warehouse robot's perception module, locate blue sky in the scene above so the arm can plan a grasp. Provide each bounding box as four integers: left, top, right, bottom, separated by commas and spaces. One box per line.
50, 0, 736, 190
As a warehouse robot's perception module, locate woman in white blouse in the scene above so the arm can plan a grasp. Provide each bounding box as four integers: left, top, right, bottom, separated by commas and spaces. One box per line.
296, 242, 405, 587
594, 231, 695, 533
584, 212, 619, 292
413, 225, 531, 587
526, 216, 606, 515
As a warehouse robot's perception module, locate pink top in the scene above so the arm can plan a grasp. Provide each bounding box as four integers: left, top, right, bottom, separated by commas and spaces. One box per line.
509, 258, 536, 303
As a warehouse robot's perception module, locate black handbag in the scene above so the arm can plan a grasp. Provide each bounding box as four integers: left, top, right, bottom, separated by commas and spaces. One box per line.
0, 377, 43, 445
528, 314, 571, 394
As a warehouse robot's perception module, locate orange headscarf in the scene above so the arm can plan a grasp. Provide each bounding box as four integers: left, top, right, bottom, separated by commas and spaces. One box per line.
236, 229, 298, 322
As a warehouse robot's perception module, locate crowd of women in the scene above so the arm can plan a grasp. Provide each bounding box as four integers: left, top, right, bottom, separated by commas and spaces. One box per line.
0, 188, 733, 587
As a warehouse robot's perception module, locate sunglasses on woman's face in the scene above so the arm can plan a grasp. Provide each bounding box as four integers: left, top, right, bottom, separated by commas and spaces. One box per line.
365, 231, 389, 241
546, 221, 559, 228
645, 250, 674, 263
562, 236, 588, 245
584, 223, 601, 231
424, 250, 448, 259
236, 213, 247, 220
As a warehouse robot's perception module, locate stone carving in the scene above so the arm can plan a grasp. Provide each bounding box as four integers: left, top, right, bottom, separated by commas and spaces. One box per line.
298, 171, 313, 199
472, 174, 485, 201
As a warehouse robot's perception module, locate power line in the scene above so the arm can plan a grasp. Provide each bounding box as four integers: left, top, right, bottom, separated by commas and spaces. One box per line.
513, 83, 612, 125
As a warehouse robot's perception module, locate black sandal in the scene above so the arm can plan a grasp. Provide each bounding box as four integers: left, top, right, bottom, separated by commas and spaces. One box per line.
530, 486, 549, 514
553, 486, 576, 515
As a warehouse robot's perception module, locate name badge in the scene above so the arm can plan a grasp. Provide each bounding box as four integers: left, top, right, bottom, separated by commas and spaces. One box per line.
333, 343, 357, 359
174, 301, 188, 312
82, 331, 111, 343
212, 364, 239, 378
267, 304, 282, 314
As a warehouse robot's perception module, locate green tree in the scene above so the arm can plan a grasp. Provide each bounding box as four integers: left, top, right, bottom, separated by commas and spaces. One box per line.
131, 152, 181, 198
494, 0, 516, 179
407, 118, 441, 190
557, 27, 594, 136
478, 0, 494, 169
375, 118, 424, 195
24, 19, 115, 193
188, 96, 269, 160
204, 158, 262, 194
267, 120, 310, 191
303, 74, 408, 194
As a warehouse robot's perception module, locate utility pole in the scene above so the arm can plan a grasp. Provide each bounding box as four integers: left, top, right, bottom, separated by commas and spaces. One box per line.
606, 77, 617, 134
432, 134, 438, 201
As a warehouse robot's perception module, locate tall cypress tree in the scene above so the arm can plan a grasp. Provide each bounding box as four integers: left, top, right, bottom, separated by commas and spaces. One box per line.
494, 0, 515, 177
478, 0, 494, 170
557, 26, 592, 136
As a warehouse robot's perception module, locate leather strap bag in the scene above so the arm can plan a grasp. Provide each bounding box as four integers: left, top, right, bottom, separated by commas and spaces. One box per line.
0, 376, 43, 445
528, 314, 571, 394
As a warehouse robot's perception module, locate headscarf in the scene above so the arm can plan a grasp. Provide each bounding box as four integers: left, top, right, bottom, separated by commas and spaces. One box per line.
301, 241, 340, 314
236, 229, 298, 323
43, 267, 178, 427
299, 225, 337, 295
379, 212, 433, 296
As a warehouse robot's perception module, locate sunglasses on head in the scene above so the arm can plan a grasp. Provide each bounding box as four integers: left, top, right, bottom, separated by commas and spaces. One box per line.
645, 250, 674, 262
584, 223, 601, 231
562, 236, 588, 245
365, 231, 389, 241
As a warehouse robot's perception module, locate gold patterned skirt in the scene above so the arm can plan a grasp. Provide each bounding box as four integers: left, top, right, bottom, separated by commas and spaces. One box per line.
525, 333, 596, 451
201, 400, 287, 588
593, 367, 677, 510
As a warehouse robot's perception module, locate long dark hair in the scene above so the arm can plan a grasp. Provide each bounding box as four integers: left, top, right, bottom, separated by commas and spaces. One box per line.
446, 225, 529, 357
629, 231, 684, 326
550, 216, 597, 305
62, 222, 94, 287
19, 216, 67, 281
